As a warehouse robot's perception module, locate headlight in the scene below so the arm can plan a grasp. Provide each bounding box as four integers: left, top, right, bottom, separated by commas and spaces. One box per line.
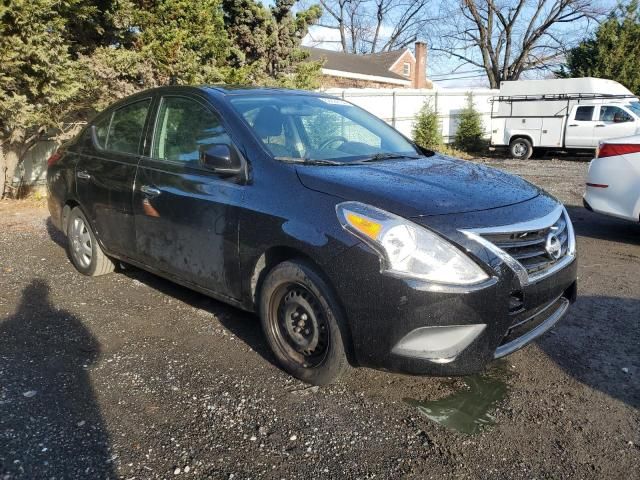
336, 201, 489, 285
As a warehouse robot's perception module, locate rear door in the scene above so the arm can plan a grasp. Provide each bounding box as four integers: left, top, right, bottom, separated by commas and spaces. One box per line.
564, 105, 596, 148
132, 94, 244, 300
76, 97, 153, 257
593, 105, 638, 143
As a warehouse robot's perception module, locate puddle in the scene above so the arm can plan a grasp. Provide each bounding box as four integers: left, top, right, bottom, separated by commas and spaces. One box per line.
404, 364, 509, 435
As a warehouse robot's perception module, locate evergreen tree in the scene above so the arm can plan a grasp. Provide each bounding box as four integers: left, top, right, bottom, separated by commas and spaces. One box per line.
412, 100, 442, 151
455, 93, 484, 153
223, 0, 322, 85
560, 1, 640, 95
0, 0, 323, 197
136, 0, 230, 85
0, 0, 85, 196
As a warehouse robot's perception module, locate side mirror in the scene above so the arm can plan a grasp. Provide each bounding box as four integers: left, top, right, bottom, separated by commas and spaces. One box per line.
200, 144, 244, 177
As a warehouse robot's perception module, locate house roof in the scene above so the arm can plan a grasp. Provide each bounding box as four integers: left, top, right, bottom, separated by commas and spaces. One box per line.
302, 47, 410, 81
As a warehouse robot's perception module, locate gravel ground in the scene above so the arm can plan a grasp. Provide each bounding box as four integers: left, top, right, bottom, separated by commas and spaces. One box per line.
0, 158, 638, 479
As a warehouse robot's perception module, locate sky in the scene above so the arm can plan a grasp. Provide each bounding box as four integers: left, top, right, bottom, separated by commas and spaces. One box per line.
292, 0, 618, 89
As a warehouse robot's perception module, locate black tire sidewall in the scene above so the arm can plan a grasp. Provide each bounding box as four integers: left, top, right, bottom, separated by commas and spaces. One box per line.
66, 207, 101, 276
510, 138, 533, 160
259, 260, 349, 385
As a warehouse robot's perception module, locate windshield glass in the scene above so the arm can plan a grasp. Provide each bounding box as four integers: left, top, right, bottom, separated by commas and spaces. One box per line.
229, 94, 419, 163
626, 101, 640, 116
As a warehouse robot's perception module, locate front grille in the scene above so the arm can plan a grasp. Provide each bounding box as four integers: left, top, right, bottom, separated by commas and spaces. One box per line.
494, 294, 571, 359
478, 209, 572, 281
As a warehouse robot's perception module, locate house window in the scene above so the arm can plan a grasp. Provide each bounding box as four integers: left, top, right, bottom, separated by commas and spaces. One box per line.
403, 62, 411, 77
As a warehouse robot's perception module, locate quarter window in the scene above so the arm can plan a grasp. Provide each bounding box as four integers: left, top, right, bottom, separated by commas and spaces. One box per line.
574, 106, 594, 121
105, 99, 151, 155
153, 96, 230, 164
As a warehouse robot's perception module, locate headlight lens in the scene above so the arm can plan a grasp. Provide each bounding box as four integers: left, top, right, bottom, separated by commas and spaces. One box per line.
336, 201, 489, 285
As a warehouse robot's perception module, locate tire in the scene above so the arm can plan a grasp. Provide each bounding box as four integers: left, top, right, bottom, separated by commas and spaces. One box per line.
66, 207, 115, 276
259, 260, 349, 385
509, 137, 533, 160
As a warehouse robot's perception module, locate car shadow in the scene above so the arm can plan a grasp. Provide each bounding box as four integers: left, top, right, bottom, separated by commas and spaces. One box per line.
537, 295, 639, 409
566, 205, 640, 245
118, 265, 277, 367
44, 217, 277, 369
46, 216, 67, 249
0, 280, 115, 479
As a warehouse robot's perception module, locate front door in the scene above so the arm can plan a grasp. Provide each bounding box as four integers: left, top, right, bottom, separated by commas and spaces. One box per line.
133, 95, 243, 300
565, 105, 596, 148
76, 97, 152, 256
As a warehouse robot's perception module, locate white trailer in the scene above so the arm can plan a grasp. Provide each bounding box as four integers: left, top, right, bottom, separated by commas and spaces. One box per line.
490, 78, 640, 159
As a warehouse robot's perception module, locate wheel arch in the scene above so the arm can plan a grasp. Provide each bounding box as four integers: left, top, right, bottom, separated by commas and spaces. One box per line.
509, 134, 535, 147
248, 245, 356, 364
250, 246, 327, 309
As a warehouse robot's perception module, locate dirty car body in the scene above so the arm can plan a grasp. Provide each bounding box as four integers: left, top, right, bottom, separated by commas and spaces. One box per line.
47, 86, 577, 384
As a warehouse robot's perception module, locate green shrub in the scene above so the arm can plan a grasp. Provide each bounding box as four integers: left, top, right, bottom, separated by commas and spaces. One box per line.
412, 100, 442, 150
455, 92, 485, 153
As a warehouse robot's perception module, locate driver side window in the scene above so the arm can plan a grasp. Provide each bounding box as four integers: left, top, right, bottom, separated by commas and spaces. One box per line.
152, 96, 230, 164
599, 106, 632, 123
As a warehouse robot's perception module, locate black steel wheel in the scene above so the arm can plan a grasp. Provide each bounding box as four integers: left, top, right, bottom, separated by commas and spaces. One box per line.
269, 283, 329, 368
260, 260, 349, 385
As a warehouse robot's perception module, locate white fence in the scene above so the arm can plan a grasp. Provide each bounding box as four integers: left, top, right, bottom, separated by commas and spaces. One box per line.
14, 140, 58, 186
324, 87, 499, 142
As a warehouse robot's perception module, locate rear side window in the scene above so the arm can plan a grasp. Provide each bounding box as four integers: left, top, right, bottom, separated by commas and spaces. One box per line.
105, 99, 151, 155
574, 106, 594, 121
152, 96, 230, 164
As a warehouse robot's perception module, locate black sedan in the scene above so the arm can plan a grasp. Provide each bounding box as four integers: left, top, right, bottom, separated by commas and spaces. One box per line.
47, 86, 577, 385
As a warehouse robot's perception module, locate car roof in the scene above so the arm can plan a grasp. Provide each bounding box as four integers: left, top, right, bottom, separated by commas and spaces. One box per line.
202, 85, 327, 97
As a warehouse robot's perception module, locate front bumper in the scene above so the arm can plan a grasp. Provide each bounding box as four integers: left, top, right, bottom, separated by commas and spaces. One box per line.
325, 197, 578, 376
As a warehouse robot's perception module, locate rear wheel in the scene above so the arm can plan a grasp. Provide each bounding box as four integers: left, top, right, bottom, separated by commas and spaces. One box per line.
66, 207, 114, 276
259, 260, 349, 385
509, 138, 533, 160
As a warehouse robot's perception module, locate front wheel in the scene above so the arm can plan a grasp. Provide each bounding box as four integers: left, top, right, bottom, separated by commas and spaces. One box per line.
509, 138, 533, 160
66, 207, 115, 276
259, 260, 349, 385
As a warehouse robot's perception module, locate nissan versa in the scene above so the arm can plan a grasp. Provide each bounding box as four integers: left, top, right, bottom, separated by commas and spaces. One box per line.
47, 86, 578, 385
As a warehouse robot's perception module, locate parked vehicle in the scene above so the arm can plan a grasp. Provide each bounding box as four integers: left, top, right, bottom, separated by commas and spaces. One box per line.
47, 86, 578, 385
491, 78, 640, 160
583, 135, 640, 222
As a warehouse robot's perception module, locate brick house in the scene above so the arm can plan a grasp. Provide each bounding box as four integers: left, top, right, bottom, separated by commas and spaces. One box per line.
303, 42, 432, 89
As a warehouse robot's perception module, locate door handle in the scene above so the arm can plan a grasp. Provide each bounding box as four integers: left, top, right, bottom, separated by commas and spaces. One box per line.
595, 124, 605, 127
140, 185, 161, 197
77, 171, 91, 180
568, 124, 578, 127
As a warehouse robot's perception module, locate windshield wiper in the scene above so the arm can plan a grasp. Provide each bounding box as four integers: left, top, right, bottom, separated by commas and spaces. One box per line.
274, 156, 344, 166
354, 153, 422, 163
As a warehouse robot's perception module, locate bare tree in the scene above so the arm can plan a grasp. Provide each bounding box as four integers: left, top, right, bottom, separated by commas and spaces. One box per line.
310, 0, 434, 53
431, 0, 604, 88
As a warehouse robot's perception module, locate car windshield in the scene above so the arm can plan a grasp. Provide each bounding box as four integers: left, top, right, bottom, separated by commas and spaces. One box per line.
229, 94, 419, 163
626, 101, 640, 116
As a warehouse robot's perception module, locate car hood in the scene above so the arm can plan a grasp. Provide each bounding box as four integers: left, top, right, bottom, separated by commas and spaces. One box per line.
296, 154, 540, 217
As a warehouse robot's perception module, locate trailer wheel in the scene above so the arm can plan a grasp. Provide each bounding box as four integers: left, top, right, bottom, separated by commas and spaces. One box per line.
509, 138, 533, 160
